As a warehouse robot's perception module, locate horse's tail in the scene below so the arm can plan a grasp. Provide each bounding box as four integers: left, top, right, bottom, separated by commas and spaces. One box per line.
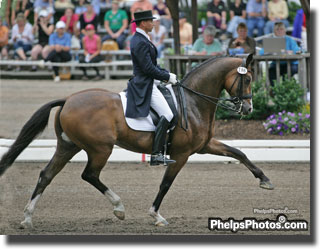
0, 99, 66, 177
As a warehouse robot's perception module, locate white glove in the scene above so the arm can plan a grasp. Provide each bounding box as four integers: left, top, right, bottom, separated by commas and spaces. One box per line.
168, 73, 178, 85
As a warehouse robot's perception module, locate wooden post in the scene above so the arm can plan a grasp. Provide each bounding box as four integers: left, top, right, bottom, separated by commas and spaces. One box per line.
287, 60, 291, 78
276, 60, 280, 84
265, 60, 270, 88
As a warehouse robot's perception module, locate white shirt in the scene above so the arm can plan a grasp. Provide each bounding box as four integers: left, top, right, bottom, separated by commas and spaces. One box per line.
10, 22, 34, 44
136, 27, 151, 41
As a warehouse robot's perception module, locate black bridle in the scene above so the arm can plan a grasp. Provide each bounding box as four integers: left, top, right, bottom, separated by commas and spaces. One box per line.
175, 59, 253, 130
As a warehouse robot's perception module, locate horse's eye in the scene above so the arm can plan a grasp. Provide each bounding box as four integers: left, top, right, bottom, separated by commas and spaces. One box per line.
246, 77, 251, 85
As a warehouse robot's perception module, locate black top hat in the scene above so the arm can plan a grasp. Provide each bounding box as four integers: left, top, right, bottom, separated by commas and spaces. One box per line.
132, 10, 156, 23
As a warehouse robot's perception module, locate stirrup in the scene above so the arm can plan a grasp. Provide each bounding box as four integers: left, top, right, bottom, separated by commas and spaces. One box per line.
150, 153, 176, 166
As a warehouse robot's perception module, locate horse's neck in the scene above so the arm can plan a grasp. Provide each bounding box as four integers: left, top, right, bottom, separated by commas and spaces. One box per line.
179, 62, 233, 131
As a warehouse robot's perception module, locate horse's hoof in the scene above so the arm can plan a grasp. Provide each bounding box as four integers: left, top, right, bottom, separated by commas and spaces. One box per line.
20, 219, 33, 229
260, 180, 274, 190
155, 219, 169, 227
113, 210, 125, 220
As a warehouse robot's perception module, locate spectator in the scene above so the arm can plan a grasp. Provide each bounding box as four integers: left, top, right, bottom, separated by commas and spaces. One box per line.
0, 18, 9, 60
150, 14, 166, 58
130, 0, 153, 20
206, 0, 227, 31
10, 0, 33, 27
260, 22, 300, 85
191, 25, 222, 56
79, 1, 99, 38
0, 0, 11, 27
226, 0, 246, 38
292, 8, 307, 51
102, 0, 128, 49
179, 12, 192, 49
45, 21, 72, 82
54, 0, 74, 10
90, 0, 101, 16
60, 8, 79, 35
10, 12, 33, 68
79, 24, 103, 80
264, 0, 289, 34
246, 0, 267, 37
227, 22, 256, 55
33, 0, 55, 25
30, 9, 54, 71
75, 0, 87, 15
153, 0, 172, 33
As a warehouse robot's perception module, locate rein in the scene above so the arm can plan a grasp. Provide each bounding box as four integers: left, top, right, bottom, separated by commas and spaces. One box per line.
176, 59, 252, 131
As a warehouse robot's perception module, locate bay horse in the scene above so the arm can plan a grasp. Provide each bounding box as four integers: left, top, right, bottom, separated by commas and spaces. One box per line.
0, 54, 273, 228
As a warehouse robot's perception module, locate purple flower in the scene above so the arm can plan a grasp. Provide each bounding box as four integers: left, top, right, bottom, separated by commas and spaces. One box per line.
278, 112, 282, 116
291, 128, 296, 133
267, 128, 273, 133
271, 119, 277, 125
298, 113, 302, 116
284, 117, 289, 121
305, 114, 310, 119
282, 110, 286, 114
278, 116, 282, 121
270, 114, 275, 119
277, 125, 282, 130
279, 131, 284, 136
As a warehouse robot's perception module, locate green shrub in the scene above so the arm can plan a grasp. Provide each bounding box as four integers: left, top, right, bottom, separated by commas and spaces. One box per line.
270, 75, 305, 113
245, 78, 272, 120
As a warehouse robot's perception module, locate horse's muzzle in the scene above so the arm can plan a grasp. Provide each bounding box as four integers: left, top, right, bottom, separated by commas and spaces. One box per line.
239, 100, 253, 115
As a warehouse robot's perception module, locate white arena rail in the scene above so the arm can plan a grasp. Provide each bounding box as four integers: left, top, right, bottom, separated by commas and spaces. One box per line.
0, 139, 310, 163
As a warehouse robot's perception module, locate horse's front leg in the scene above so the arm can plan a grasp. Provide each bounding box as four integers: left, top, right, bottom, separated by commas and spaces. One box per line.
200, 138, 274, 190
149, 153, 189, 226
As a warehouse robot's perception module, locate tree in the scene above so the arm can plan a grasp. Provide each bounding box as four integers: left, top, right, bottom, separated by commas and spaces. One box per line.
166, 0, 180, 54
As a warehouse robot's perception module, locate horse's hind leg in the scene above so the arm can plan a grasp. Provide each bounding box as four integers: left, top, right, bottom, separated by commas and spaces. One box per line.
200, 138, 274, 190
20, 140, 80, 229
81, 148, 125, 220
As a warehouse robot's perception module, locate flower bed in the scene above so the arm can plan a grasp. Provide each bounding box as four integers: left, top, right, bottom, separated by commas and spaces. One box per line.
263, 111, 310, 136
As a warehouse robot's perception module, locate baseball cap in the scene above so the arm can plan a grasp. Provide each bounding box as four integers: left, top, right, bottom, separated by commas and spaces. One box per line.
153, 14, 161, 21
85, 24, 95, 30
39, 9, 49, 17
56, 21, 66, 29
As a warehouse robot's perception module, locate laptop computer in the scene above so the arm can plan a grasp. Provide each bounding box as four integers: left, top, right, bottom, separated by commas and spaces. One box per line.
263, 37, 286, 54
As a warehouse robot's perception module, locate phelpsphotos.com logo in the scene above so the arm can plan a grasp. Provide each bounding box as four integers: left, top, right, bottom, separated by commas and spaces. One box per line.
208, 214, 308, 233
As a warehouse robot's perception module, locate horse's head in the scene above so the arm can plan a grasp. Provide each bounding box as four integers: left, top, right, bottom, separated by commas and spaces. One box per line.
224, 54, 254, 115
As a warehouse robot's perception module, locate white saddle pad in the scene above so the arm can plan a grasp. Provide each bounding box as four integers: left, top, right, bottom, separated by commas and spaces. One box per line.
119, 84, 178, 131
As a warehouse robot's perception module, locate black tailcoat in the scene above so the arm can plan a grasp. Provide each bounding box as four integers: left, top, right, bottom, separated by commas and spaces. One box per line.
125, 31, 170, 118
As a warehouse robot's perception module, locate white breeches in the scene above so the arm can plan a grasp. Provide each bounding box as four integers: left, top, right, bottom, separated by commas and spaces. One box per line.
150, 82, 174, 122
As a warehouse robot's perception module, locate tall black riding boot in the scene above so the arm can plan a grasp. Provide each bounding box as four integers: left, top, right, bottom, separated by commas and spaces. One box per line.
150, 116, 176, 166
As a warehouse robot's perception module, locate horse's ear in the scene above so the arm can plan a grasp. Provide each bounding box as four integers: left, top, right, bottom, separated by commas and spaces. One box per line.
246, 53, 254, 68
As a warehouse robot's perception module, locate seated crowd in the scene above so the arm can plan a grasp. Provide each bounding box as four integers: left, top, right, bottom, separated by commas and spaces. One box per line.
0, 0, 305, 82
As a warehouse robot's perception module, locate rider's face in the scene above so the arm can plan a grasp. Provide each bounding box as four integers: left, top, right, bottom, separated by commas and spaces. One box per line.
142, 19, 154, 33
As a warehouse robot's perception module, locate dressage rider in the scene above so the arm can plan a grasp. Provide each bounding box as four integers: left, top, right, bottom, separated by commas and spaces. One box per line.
126, 10, 177, 166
